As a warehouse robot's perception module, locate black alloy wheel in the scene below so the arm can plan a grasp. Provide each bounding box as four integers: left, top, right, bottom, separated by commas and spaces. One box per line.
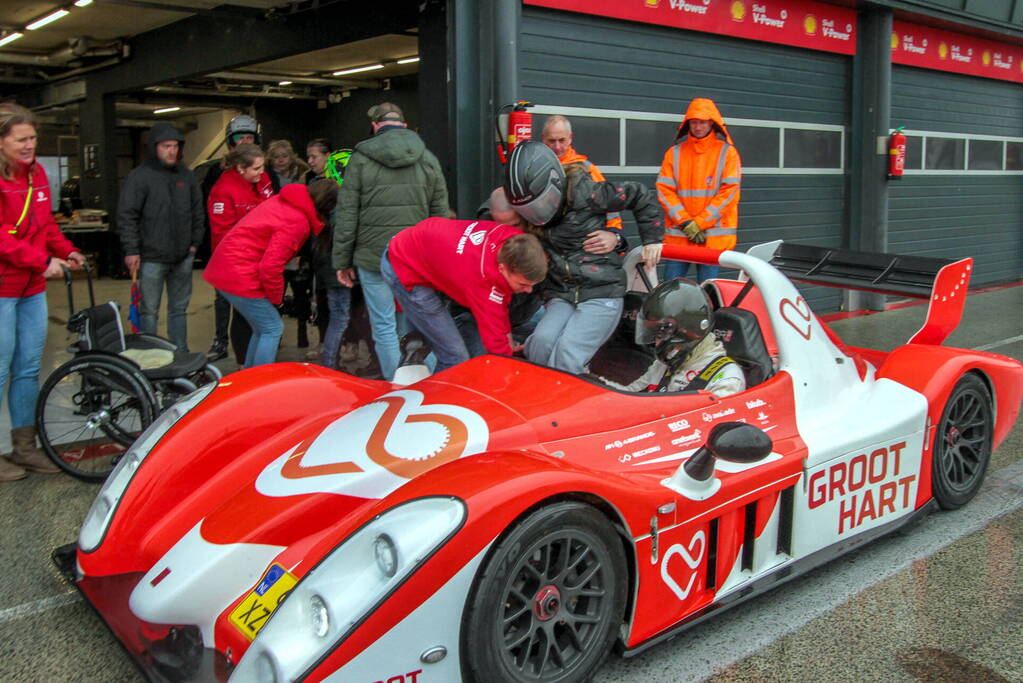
464, 502, 627, 683
932, 374, 993, 510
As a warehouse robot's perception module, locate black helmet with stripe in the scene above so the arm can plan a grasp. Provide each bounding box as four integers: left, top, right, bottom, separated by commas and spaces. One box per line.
504, 141, 565, 227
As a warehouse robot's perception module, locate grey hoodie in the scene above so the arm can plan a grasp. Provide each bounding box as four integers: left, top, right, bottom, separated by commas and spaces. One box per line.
117, 122, 204, 263
332, 126, 448, 272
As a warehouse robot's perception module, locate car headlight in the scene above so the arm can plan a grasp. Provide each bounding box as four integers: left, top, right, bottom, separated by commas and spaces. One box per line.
78, 382, 217, 553
230, 496, 466, 683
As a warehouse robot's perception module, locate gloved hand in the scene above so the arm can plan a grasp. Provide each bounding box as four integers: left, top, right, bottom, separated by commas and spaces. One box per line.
681, 220, 706, 244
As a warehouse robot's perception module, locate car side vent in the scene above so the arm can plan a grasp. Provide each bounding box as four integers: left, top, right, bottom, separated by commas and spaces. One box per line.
741, 502, 756, 572
777, 486, 795, 556
705, 517, 719, 591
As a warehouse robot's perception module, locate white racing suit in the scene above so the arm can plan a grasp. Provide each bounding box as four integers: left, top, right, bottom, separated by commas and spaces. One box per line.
598, 334, 746, 397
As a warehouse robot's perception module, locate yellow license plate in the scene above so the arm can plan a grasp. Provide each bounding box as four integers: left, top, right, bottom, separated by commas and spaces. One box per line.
228, 564, 298, 640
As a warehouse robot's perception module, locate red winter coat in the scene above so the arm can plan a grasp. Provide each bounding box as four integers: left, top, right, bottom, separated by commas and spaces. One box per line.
207, 167, 274, 252
388, 218, 523, 356
0, 162, 77, 297
203, 184, 323, 306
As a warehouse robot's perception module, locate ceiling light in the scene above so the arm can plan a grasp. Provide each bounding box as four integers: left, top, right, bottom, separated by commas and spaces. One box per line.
0, 32, 23, 47
154, 106, 180, 114
397, 57, 420, 65
26, 9, 70, 30
332, 64, 384, 76
278, 80, 293, 86
74, 0, 94, 6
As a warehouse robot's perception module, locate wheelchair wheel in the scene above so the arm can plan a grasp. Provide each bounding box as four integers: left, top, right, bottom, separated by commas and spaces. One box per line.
36, 356, 158, 482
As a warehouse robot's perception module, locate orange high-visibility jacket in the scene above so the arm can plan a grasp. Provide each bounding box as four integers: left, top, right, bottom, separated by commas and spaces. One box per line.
559, 146, 623, 232
656, 98, 741, 250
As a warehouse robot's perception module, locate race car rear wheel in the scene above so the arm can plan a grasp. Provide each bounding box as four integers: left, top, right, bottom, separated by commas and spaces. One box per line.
931, 374, 993, 510
463, 502, 626, 683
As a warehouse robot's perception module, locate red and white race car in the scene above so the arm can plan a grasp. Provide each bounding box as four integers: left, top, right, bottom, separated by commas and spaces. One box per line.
57, 241, 1023, 683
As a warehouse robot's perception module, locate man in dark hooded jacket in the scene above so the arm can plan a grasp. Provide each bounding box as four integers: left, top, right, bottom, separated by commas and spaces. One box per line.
117, 121, 204, 351
332, 102, 448, 381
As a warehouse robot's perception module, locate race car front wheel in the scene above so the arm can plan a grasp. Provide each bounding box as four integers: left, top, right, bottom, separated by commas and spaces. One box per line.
463, 502, 627, 683
932, 374, 993, 510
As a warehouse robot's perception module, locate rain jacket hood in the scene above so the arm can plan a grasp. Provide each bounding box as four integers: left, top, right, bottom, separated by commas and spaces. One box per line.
355, 127, 425, 169
146, 122, 186, 168
675, 98, 734, 145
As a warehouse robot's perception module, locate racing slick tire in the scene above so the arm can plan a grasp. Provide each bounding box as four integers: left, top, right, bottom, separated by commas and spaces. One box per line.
36, 356, 157, 482
463, 501, 627, 683
931, 374, 993, 510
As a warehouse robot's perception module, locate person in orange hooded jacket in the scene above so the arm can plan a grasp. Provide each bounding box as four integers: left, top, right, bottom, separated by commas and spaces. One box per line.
656, 98, 741, 282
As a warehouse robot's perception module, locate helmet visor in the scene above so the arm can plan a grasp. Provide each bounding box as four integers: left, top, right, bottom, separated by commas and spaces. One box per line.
635, 310, 678, 347
511, 176, 562, 226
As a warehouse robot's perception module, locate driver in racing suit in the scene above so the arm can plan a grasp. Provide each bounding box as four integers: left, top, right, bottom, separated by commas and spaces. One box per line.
595, 277, 745, 397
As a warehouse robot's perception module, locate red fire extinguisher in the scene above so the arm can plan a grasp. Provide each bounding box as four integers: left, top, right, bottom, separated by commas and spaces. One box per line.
888, 126, 906, 179
495, 101, 534, 164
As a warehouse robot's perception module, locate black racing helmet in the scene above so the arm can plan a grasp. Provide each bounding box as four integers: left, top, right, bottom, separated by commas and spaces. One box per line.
504, 141, 565, 227
636, 278, 713, 362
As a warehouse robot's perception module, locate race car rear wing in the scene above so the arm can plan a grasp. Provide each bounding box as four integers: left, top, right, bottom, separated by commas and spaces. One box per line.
753, 242, 973, 346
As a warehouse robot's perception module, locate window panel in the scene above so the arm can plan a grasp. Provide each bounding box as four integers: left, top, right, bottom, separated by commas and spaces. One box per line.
968, 139, 1002, 170
1007, 142, 1023, 171
904, 135, 923, 170
783, 129, 842, 169
625, 119, 679, 166
728, 125, 779, 168
925, 137, 965, 170
536, 115, 619, 167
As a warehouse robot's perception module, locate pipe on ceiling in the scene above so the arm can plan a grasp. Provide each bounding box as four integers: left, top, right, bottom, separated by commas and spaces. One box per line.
207, 71, 379, 89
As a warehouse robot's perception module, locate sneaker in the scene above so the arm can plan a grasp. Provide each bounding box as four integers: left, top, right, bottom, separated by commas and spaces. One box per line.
207, 340, 228, 361
305, 344, 322, 361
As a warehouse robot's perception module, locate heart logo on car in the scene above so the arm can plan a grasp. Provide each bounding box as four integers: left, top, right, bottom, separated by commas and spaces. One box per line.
660, 530, 706, 601
780, 296, 813, 340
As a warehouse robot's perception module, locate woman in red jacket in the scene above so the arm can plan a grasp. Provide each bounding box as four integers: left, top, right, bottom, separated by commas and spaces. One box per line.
203, 180, 337, 368
206, 143, 274, 363
0, 103, 85, 481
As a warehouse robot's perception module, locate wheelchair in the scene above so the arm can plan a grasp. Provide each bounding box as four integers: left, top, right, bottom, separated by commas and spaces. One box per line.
34, 268, 221, 482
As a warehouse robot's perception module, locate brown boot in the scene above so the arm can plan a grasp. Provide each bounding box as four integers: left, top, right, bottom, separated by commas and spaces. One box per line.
9, 426, 59, 474
0, 457, 27, 482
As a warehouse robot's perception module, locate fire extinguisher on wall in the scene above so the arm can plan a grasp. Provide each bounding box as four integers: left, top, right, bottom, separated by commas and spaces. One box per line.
495, 101, 534, 164
888, 126, 906, 179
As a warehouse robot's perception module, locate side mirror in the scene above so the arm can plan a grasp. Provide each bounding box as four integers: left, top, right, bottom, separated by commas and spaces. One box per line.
662, 422, 773, 500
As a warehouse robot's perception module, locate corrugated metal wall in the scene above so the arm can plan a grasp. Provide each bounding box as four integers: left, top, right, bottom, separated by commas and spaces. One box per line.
890, 66, 1023, 285
519, 7, 851, 311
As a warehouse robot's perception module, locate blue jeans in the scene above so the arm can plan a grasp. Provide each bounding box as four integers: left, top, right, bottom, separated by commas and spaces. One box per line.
321, 287, 352, 369
139, 253, 194, 351
220, 292, 283, 368
381, 253, 468, 373
0, 292, 47, 429
663, 260, 719, 283
358, 266, 402, 381
525, 297, 623, 374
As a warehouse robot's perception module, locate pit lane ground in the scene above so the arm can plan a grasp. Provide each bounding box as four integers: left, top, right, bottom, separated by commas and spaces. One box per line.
0, 276, 1020, 682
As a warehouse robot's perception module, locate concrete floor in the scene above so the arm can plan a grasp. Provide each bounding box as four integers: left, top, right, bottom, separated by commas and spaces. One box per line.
0, 275, 1020, 682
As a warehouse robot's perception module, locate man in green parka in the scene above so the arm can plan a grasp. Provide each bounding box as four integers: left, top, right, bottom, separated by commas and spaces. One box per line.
332, 102, 448, 380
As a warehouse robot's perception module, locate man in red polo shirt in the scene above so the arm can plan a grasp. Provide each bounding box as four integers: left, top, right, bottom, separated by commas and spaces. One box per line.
380, 216, 547, 372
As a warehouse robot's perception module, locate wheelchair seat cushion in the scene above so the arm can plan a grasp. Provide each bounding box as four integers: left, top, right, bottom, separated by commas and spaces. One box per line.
119, 348, 175, 370
712, 307, 774, 387
122, 335, 208, 380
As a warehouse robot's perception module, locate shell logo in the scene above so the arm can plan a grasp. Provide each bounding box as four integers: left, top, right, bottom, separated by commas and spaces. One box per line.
939, 42, 948, 59
731, 1, 745, 21
804, 15, 817, 36
982, 50, 991, 66
645, 0, 660, 7
891, 32, 899, 50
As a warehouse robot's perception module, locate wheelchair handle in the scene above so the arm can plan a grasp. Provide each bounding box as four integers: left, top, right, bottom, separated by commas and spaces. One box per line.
61, 261, 95, 315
